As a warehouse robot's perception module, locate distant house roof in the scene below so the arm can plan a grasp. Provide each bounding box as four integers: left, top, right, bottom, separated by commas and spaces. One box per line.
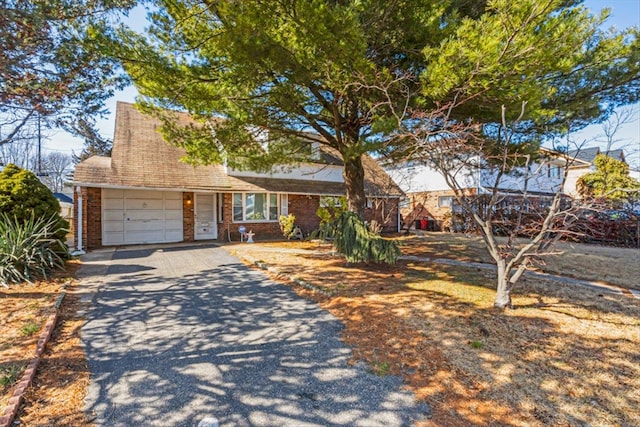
53, 192, 73, 204
74, 102, 402, 197
568, 147, 626, 164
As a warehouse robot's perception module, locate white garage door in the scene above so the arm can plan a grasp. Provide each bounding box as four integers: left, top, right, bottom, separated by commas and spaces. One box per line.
103, 189, 183, 245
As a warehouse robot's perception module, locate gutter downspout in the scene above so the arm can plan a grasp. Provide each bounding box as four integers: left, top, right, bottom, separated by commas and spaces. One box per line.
397, 197, 401, 232
71, 186, 86, 256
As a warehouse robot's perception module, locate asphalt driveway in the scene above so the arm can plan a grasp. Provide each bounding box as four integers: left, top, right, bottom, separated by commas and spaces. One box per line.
80, 244, 430, 427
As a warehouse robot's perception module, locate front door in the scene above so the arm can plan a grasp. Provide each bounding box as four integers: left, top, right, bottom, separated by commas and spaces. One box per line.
194, 193, 217, 240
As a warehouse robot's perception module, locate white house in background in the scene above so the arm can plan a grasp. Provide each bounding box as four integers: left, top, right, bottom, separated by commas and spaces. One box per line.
385, 149, 577, 230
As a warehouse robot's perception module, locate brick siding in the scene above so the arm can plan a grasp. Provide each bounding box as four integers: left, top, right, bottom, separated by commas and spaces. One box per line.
183, 192, 195, 242
76, 188, 401, 249
365, 197, 400, 233
74, 187, 102, 250
287, 194, 321, 235
402, 189, 476, 231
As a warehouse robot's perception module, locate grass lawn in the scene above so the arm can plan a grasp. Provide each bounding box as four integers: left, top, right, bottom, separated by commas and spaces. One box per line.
229, 236, 640, 427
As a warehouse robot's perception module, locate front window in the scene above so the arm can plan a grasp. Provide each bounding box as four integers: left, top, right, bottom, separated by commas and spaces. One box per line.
320, 196, 344, 208
233, 192, 279, 222
438, 196, 453, 208
233, 193, 243, 222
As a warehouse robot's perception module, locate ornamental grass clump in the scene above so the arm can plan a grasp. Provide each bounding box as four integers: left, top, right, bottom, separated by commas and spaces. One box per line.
0, 213, 69, 286
331, 211, 400, 264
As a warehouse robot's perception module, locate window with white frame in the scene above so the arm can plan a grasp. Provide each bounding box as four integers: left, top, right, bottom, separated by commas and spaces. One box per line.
438, 196, 453, 208
233, 192, 279, 222
319, 195, 344, 208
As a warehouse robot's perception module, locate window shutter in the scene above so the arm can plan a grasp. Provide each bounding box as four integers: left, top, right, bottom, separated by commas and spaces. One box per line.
280, 194, 288, 216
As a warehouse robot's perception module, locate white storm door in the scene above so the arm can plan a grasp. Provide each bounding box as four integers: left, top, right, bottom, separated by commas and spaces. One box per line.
194, 193, 217, 240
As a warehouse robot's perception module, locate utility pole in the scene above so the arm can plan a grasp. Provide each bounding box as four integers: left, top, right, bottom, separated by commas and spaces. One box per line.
37, 112, 42, 176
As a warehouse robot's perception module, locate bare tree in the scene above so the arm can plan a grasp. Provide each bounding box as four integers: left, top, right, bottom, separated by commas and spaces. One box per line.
40, 152, 73, 192
388, 103, 598, 309
0, 134, 38, 170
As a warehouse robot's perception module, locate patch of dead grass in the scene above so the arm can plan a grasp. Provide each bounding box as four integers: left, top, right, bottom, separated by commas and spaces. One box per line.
229, 240, 640, 426
0, 261, 89, 426
1, 277, 66, 408
397, 233, 640, 290
16, 280, 93, 426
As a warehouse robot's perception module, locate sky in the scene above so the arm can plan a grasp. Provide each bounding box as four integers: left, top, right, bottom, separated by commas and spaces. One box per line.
46, 0, 640, 168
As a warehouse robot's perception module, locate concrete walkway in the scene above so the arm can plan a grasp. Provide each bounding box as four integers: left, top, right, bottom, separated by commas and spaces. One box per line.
78, 244, 430, 427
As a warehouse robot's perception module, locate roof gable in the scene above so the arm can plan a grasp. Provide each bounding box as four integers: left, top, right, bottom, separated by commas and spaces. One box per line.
74, 102, 402, 196
568, 147, 626, 164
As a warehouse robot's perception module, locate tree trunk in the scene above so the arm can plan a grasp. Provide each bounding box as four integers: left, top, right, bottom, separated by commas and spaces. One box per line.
494, 260, 512, 309
343, 154, 366, 218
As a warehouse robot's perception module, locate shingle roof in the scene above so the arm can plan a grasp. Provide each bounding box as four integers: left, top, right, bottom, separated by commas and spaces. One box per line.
53, 192, 73, 204
568, 147, 626, 163
74, 102, 402, 197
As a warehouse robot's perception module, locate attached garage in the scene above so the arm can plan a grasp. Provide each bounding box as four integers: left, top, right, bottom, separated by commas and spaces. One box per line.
102, 189, 183, 245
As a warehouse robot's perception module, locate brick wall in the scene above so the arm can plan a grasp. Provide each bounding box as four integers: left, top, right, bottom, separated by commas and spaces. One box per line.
183, 192, 195, 242
402, 189, 476, 230
365, 198, 400, 233
86, 188, 102, 249
288, 194, 321, 235
74, 187, 102, 250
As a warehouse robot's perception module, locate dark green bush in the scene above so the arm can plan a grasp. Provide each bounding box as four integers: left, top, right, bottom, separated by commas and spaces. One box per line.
0, 213, 70, 286
0, 164, 69, 240
330, 211, 400, 264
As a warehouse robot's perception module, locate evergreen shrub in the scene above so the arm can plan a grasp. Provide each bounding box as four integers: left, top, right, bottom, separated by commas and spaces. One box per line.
0, 164, 69, 240
331, 211, 400, 264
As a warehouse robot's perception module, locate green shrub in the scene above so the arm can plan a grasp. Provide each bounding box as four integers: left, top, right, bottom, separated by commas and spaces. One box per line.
330, 211, 400, 264
0, 164, 69, 240
313, 196, 347, 240
0, 213, 69, 286
278, 213, 296, 239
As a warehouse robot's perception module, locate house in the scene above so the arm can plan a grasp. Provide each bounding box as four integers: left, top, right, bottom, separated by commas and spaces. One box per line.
385, 149, 574, 231
53, 192, 73, 223
72, 102, 402, 250
564, 147, 627, 197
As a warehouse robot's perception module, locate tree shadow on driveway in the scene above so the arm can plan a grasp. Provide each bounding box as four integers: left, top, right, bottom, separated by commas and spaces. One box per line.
81, 246, 430, 427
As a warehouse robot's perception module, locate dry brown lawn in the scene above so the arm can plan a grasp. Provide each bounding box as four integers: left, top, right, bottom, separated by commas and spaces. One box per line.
398, 232, 640, 290
3, 235, 638, 426
1, 278, 63, 408
229, 238, 640, 426
1, 262, 91, 427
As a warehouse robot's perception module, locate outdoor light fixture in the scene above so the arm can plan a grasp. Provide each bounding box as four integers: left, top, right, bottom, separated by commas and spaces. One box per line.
186, 194, 192, 204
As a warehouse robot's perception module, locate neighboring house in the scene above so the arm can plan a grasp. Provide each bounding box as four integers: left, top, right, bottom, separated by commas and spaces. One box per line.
72, 102, 402, 250
53, 192, 73, 223
386, 149, 572, 230
564, 147, 626, 197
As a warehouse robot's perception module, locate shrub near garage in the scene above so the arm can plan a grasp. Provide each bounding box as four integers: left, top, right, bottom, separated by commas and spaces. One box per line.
0, 164, 69, 286
0, 164, 69, 240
